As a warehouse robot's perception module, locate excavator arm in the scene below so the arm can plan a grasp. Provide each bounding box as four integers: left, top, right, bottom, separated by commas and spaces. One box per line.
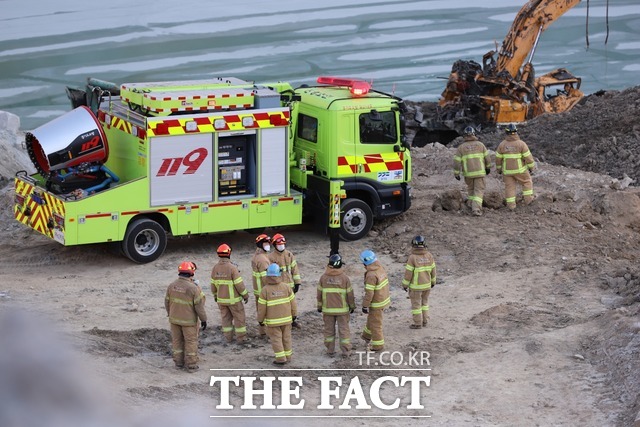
424, 0, 585, 139
496, 0, 582, 79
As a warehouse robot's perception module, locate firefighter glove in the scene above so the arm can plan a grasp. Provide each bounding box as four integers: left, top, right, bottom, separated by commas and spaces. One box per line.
317, 307, 322, 313
485, 168, 491, 175
292, 316, 297, 322
403, 286, 408, 293
259, 322, 264, 326
293, 283, 300, 293
349, 307, 355, 314
200, 321, 207, 331
362, 307, 369, 314
497, 170, 502, 175
243, 296, 249, 304
454, 174, 460, 181
529, 168, 535, 176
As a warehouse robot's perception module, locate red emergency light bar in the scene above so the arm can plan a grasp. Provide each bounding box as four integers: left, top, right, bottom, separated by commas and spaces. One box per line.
317, 76, 371, 96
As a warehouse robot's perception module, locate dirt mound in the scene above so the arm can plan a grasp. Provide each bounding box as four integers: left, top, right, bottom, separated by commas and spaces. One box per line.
85, 328, 171, 357
470, 302, 574, 334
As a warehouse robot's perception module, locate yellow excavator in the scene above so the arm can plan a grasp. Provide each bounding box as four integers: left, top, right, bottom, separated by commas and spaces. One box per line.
416, 0, 586, 142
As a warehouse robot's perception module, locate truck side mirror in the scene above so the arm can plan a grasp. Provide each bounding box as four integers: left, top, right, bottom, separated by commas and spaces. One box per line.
395, 137, 409, 151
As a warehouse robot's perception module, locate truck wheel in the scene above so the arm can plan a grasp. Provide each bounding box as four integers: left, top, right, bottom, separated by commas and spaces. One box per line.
339, 198, 373, 241
121, 218, 167, 263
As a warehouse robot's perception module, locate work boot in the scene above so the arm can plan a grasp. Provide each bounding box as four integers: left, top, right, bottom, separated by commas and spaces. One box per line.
410, 324, 422, 329
472, 209, 482, 216
174, 363, 184, 370
273, 360, 286, 365
292, 320, 301, 329
186, 365, 199, 373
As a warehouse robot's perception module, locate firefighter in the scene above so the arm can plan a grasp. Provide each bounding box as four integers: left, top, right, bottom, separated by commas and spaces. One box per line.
360, 250, 390, 352
210, 244, 249, 343
165, 261, 207, 372
496, 124, 537, 210
257, 263, 297, 365
317, 253, 355, 357
269, 233, 302, 327
402, 235, 436, 329
453, 126, 492, 216
251, 234, 272, 337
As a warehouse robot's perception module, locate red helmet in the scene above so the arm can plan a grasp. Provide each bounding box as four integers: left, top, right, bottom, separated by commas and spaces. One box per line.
255, 233, 271, 248
271, 233, 286, 245
178, 261, 197, 275
217, 243, 232, 257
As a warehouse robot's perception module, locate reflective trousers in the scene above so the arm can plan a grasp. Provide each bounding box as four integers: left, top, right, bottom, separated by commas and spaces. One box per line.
323, 313, 352, 355
266, 324, 292, 363
361, 308, 385, 351
170, 323, 199, 368
464, 176, 486, 213
503, 172, 534, 209
218, 302, 246, 342
410, 289, 430, 326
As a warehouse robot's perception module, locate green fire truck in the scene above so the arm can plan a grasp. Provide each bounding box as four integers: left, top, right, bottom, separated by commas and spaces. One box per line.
14, 76, 411, 263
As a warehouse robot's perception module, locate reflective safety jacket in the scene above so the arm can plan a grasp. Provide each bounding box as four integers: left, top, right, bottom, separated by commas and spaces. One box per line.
210, 258, 248, 305
453, 135, 491, 178
165, 277, 207, 326
251, 248, 271, 297
363, 260, 390, 310
257, 276, 297, 327
402, 247, 436, 291
269, 249, 301, 289
496, 134, 536, 175
317, 266, 355, 315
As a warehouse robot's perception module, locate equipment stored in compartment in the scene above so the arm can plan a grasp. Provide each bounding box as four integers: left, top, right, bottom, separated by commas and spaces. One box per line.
218, 134, 251, 196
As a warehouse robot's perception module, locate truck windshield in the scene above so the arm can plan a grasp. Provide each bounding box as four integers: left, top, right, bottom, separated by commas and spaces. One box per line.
359, 111, 397, 144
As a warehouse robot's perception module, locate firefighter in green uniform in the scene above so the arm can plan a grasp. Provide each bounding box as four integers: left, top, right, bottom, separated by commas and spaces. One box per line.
165, 261, 207, 372
210, 243, 249, 343
258, 263, 297, 365
496, 124, 536, 210
317, 253, 355, 357
402, 235, 436, 329
360, 250, 390, 352
453, 126, 492, 216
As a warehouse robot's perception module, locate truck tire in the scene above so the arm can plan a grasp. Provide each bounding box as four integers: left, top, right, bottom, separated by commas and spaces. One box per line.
121, 218, 167, 263
339, 198, 373, 241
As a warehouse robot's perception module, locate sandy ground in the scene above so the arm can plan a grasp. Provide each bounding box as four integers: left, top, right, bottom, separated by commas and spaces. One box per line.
0, 90, 639, 426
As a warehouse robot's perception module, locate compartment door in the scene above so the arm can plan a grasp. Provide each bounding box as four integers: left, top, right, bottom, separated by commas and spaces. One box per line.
149, 133, 213, 206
